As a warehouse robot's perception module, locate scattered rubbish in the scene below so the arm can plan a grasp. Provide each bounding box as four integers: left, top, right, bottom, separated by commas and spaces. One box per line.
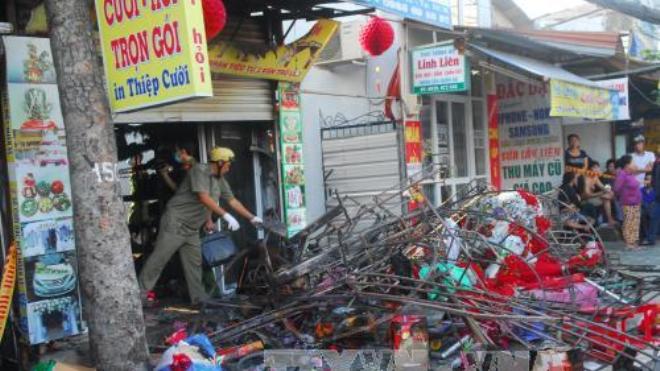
179, 176, 660, 369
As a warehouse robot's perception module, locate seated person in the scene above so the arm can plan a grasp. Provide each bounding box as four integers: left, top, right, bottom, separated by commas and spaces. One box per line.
558, 172, 593, 233
578, 161, 617, 227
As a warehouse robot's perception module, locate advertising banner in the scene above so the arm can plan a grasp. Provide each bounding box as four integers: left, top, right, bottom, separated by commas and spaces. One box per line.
487, 94, 501, 189
349, 0, 452, 30
411, 42, 469, 95
404, 121, 423, 177
629, 2, 660, 63
278, 83, 307, 237
2, 36, 84, 344
562, 77, 630, 124
95, 0, 212, 113
549, 79, 617, 121
209, 19, 339, 83
497, 77, 564, 193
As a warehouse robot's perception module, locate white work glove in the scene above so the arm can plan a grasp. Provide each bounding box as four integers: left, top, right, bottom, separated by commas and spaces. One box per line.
250, 216, 263, 226
222, 213, 240, 231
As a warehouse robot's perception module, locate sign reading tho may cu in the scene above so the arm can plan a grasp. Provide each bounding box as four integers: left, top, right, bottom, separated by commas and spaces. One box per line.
95, 0, 212, 112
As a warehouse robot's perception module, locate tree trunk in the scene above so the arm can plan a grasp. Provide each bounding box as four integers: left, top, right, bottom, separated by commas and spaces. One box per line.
43, 1, 149, 370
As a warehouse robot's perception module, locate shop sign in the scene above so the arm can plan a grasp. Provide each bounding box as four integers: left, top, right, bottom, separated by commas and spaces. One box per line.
278, 83, 307, 237
549, 79, 618, 120
487, 95, 501, 189
496, 77, 564, 193
562, 77, 630, 124
208, 19, 339, 83
404, 121, 423, 177
2, 36, 85, 344
95, 0, 212, 113
411, 42, 469, 95
349, 0, 452, 30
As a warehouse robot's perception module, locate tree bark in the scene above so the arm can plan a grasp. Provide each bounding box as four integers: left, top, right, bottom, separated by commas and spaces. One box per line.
43, 1, 149, 370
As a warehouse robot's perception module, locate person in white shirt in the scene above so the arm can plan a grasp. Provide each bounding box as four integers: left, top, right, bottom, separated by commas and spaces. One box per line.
630, 134, 656, 184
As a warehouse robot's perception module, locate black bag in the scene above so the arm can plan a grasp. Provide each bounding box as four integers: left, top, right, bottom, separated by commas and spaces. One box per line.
201, 232, 237, 267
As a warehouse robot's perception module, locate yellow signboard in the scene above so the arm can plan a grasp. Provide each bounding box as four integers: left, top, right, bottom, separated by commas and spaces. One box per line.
549, 79, 617, 120
208, 19, 339, 82
95, 0, 212, 113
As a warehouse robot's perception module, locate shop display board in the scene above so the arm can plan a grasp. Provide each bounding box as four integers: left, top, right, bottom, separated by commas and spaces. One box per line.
278, 83, 307, 237
2, 36, 84, 344
496, 76, 564, 193
94, 0, 212, 113
411, 41, 469, 95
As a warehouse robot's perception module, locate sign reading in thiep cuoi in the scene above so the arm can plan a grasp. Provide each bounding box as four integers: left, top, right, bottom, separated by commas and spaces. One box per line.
411, 42, 469, 95
95, 0, 212, 112
349, 0, 451, 30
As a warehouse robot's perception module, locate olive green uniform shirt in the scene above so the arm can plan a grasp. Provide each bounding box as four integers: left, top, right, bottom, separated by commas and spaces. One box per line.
163, 163, 234, 235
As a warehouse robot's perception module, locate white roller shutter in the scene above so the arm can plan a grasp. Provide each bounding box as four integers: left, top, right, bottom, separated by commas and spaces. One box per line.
113, 18, 274, 124
322, 122, 404, 225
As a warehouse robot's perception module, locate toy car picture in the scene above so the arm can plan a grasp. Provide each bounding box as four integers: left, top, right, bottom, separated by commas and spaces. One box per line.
33, 259, 76, 298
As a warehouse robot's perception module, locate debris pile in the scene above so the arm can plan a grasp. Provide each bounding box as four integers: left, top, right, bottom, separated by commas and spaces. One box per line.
175, 180, 660, 369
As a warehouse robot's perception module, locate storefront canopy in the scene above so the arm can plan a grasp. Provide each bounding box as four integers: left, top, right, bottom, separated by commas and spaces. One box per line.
471, 45, 621, 121
471, 44, 600, 87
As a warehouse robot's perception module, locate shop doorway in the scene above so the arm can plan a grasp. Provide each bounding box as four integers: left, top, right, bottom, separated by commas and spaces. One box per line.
427, 95, 488, 205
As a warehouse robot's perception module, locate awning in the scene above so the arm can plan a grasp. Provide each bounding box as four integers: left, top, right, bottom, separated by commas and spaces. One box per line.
470, 44, 599, 86
470, 45, 620, 121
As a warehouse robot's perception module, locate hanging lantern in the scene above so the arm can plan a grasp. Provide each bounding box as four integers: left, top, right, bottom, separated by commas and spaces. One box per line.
202, 0, 227, 41
359, 16, 394, 56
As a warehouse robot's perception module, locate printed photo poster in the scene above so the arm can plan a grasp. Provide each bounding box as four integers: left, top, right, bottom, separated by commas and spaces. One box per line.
3, 36, 84, 344
278, 82, 307, 237
496, 77, 564, 193
21, 218, 75, 258
26, 295, 83, 345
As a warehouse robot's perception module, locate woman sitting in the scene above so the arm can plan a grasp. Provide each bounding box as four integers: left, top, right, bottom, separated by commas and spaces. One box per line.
578, 161, 617, 227
558, 172, 593, 233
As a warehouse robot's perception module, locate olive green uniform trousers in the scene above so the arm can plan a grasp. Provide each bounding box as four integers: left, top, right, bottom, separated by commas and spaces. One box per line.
139, 213, 208, 304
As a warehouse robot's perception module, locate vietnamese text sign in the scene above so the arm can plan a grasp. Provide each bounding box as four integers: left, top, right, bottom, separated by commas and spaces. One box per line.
411, 42, 469, 95
2, 36, 84, 345
208, 19, 338, 82
487, 94, 501, 189
549, 79, 617, 120
95, 0, 212, 113
278, 83, 307, 237
349, 0, 451, 30
497, 77, 563, 193
404, 120, 422, 177
562, 77, 630, 124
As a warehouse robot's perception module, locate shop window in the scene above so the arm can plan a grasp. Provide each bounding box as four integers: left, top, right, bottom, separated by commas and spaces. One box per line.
436, 101, 450, 178
451, 102, 468, 178
472, 101, 486, 176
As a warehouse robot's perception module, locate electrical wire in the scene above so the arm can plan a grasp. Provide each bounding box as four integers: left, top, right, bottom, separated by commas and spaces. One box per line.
629, 79, 660, 108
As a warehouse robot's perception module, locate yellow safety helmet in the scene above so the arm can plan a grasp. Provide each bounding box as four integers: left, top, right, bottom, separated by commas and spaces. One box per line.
209, 147, 235, 163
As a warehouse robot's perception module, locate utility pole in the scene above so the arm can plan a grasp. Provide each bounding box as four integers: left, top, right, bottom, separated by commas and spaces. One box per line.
43, 1, 149, 369
584, 0, 660, 24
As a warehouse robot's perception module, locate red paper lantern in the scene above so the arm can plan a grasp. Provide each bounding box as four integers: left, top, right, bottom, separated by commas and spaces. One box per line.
359, 16, 394, 56
202, 0, 227, 40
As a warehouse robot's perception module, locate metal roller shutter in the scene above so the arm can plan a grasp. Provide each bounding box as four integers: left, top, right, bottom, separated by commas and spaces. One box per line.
322, 122, 404, 229
112, 18, 274, 124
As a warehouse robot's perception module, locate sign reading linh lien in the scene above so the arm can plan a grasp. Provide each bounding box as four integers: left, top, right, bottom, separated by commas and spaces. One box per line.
95, 0, 212, 113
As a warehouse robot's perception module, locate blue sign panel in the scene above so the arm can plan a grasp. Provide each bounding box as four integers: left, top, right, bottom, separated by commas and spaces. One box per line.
350, 0, 452, 30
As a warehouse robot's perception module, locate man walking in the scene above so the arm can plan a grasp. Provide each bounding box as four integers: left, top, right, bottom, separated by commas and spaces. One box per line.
139, 147, 261, 304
